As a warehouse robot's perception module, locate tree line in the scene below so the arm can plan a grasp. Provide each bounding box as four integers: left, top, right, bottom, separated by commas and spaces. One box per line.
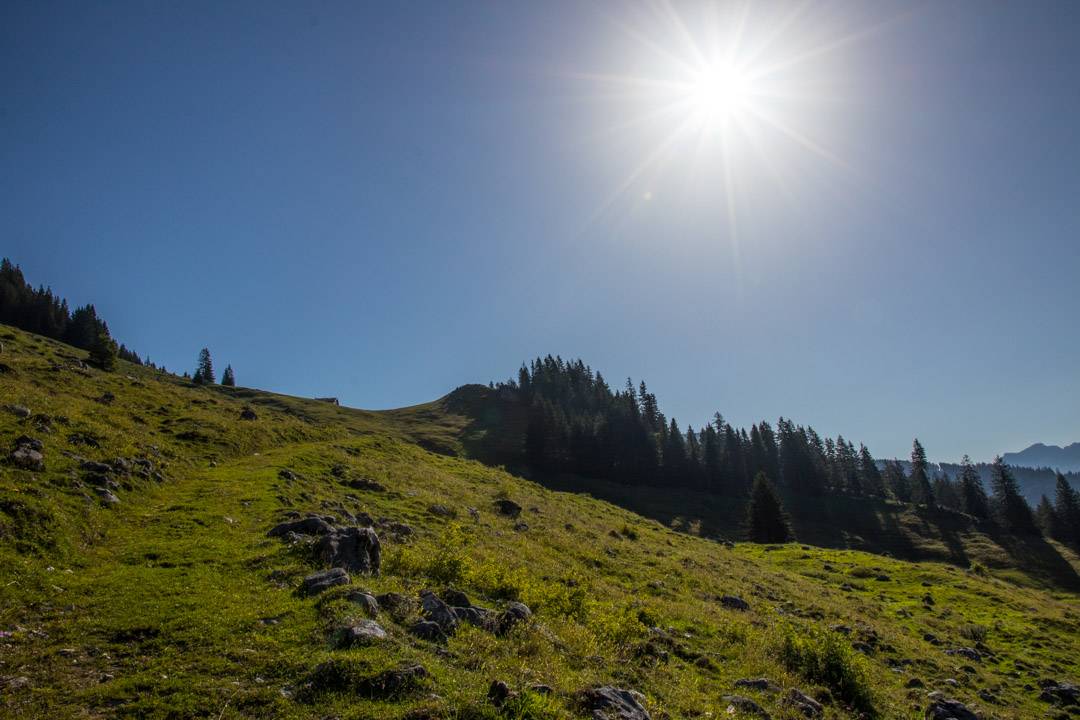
498, 356, 1080, 544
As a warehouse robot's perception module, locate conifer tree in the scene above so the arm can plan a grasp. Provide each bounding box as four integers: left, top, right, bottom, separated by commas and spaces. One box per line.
858, 444, 885, 497
194, 348, 215, 384
746, 472, 793, 543
990, 456, 1038, 534
88, 330, 118, 371
1035, 495, 1058, 538
1053, 472, 1080, 545
958, 455, 989, 519
222, 365, 236, 387
909, 439, 935, 506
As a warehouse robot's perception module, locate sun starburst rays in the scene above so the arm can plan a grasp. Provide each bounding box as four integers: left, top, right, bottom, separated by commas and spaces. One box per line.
569, 1, 872, 249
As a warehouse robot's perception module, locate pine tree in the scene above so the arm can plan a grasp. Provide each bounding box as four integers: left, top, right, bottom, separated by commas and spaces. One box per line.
222, 365, 236, 387
194, 348, 215, 384
1036, 495, 1058, 538
858, 444, 885, 497
1053, 472, 1080, 546
909, 439, 935, 506
746, 472, 793, 543
958, 455, 989, 519
990, 456, 1038, 534
88, 330, 118, 371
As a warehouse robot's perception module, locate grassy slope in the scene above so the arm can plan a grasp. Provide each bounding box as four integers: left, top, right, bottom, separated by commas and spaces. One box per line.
1, 325, 1078, 720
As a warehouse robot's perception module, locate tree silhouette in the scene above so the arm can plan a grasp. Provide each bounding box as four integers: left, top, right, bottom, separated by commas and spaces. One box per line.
746, 472, 793, 543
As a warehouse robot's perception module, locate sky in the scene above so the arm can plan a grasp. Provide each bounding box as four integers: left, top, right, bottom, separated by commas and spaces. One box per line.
2, 1, 1078, 463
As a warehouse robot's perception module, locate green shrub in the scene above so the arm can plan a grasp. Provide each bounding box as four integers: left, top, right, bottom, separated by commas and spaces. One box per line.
384, 523, 469, 584
778, 624, 874, 714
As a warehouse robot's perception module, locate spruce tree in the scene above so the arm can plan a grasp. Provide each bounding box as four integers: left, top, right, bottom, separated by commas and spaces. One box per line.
1053, 472, 1080, 545
990, 456, 1038, 534
746, 472, 793, 543
222, 365, 236, 387
88, 330, 118, 371
194, 348, 215, 385
958, 455, 989, 519
909, 439, 935, 506
1036, 495, 1058, 538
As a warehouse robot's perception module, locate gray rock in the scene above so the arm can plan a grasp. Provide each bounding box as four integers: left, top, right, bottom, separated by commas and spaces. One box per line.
581, 686, 651, 720
239, 407, 257, 421
300, 567, 349, 596
14, 435, 43, 451
925, 697, 980, 719
331, 619, 387, 647
494, 498, 522, 518
428, 504, 456, 517
496, 601, 532, 635
95, 487, 120, 505
785, 688, 823, 718
346, 591, 380, 616
945, 648, 981, 661
734, 678, 779, 692
410, 620, 446, 642
442, 589, 471, 607
11, 446, 44, 471
346, 478, 385, 492
1039, 680, 1080, 706
720, 595, 750, 611
489, 679, 513, 706
267, 517, 335, 538
81, 460, 113, 474
453, 605, 494, 630
513, 521, 530, 532
8, 405, 31, 419
420, 589, 458, 632
316, 526, 381, 574
721, 695, 771, 719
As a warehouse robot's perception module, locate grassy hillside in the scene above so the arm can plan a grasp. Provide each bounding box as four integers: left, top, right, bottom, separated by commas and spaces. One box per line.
1, 324, 1079, 719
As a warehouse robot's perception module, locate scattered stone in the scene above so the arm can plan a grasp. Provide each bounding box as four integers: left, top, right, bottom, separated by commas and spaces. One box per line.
81, 460, 113, 474
489, 679, 514, 706
346, 591, 380, 616
96, 392, 115, 405
495, 601, 532, 635
331, 619, 387, 647
278, 469, 297, 480
875, 574, 891, 582
95, 487, 120, 505
581, 686, 651, 720
300, 567, 349, 596
10, 444, 44, 471
8, 405, 31, 418
420, 590, 459, 633
530, 684, 555, 695
513, 521, 530, 532
906, 678, 926, 689
720, 595, 750, 611
925, 697, 979, 720
945, 648, 981, 662
468, 507, 481, 521
346, 478, 385, 492
376, 592, 413, 614
442, 589, 471, 607
721, 695, 771, 719
454, 605, 494, 630
427, 504, 456, 518
830, 624, 852, 635
316, 527, 381, 574
410, 620, 446, 642
267, 517, 335, 538
239, 407, 258, 421
785, 688, 824, 718
1039, 680, 1080, 706
734, 678, 779, 692
494, 498, 522, 518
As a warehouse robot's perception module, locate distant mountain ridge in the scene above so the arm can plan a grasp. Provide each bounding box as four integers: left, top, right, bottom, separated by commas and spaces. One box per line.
1003, 442, 1080, 474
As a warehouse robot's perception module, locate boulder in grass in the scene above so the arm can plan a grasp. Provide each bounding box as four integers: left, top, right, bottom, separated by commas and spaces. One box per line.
721, 696, 771, 719
316, 527, 381, 574
720, 595, 750, 611
331, 619, 387, 648
580, 686, 651, 720
495, 601, 531, 635
494, 498, 522, 518
925, 697, 980, 720
267, 517, 335, 538
300, 567, 349, 596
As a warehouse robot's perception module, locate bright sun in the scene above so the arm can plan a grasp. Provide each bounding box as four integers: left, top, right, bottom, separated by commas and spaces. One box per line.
688, 62, 753, 125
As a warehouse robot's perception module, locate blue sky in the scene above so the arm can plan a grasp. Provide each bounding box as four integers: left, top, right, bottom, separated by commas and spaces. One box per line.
3, 1, 1078, 462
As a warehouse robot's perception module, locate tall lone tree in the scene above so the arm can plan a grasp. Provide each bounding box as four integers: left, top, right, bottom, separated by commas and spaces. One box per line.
221, 365, 236, 387
88, 330, 118, 371
909, 439, 935, 507
194, 348, 215, 385
746, 472, 794, 543
989, 456, 1038, 534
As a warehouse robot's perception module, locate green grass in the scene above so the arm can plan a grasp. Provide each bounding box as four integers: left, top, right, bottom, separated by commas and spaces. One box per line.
1, 324, 1078, 719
